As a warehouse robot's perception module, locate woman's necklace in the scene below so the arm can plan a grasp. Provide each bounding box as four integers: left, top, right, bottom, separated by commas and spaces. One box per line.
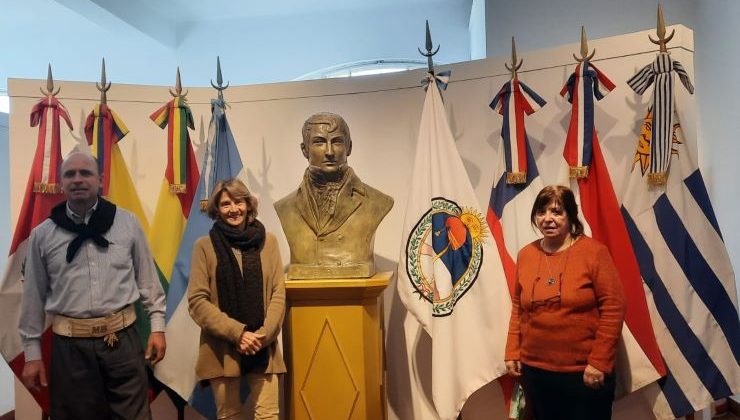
541, 236, 574, 286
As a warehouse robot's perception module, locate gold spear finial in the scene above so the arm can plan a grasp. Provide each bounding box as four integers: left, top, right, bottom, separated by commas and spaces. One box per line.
40, 63, 61, 97
505, 36, 523, 79
648, 4, 675, 53
169, 67, 189, 98
96, 58, 112, 104
573, 26, 596, 63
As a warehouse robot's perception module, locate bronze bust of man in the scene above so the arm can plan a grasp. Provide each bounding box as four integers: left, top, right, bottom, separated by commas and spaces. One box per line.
274, 112, 394, 279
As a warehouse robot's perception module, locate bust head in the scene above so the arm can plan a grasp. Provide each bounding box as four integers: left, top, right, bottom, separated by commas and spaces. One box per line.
275, 112, 394, 279
300, 112, 353, 182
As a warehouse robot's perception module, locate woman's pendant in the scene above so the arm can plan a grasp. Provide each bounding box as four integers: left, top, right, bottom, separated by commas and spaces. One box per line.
546, 277, 556, 286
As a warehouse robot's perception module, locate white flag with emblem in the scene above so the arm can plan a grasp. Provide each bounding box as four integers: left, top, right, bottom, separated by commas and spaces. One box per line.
397, 74, 511, 420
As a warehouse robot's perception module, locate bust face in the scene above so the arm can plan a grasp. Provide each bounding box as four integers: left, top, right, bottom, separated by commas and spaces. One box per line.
301, 121, 351, 177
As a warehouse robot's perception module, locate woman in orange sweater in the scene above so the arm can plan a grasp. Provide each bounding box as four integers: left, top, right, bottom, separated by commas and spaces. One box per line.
505, 185, 625, 420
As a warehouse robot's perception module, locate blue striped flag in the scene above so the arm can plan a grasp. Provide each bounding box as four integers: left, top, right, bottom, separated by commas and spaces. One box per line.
621, 108, 739, 419
153, 97, 247, 417
627, 53, 693, 186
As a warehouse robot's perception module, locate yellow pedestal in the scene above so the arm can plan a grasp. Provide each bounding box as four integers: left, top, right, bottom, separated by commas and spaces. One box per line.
284, 272, 391, 420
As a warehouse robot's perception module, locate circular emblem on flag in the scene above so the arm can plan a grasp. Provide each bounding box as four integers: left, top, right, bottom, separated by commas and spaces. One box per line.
406, 197, 486, 316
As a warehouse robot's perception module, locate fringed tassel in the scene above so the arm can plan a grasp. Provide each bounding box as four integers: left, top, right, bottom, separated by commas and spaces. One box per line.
648, 171, 668, 186
569, 166, 589, 179
199, 200, 208, 212
33, 182, 60, 194
506, 172, 527, 185
169, 183, 187, 194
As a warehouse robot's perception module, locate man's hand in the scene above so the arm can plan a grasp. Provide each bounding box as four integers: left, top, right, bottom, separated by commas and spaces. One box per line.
238, 331, 265, 355
21, 360, 47, 391
145, 332, 166, 365
505, 360, 522, 377
583, 364, 605, 389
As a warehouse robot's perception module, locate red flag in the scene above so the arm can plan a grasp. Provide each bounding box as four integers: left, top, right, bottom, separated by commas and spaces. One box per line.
0, 95, 72, 413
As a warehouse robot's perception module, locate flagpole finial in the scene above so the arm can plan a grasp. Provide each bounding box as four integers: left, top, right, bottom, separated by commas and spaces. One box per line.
573, 26, 596, 63
648, 4, 675, 53
505, 37, 523, 79
40, 63, 61, 97
169, 66, 189, 99
96, 58, 112, 105
210, 56, 230, 101
417, 20, 440, 74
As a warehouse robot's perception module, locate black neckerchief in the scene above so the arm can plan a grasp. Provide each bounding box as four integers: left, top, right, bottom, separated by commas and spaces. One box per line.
209, 218, 267, 373
49, 197, 117, 263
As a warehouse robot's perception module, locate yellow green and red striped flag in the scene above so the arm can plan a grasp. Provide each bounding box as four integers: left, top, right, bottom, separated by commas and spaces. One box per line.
148, 97, 199, 284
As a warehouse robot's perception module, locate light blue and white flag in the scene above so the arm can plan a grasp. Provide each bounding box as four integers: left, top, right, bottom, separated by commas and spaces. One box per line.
154, 97, 247, 417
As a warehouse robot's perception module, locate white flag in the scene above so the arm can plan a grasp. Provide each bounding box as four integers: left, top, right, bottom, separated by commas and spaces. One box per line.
397, 74, 511, 420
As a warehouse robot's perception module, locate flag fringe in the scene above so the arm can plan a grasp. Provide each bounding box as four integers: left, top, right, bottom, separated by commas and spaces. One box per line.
506, 172, 527, 184
199, 200, 208, 213
647, 172, 668, 186
169, 183, 187, 194
33, 182, 60, 194
569, 166, 589, 179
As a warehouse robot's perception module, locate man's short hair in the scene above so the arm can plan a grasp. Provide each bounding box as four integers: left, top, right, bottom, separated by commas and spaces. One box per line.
302, 112, 351, 145
62, 151, 100, 176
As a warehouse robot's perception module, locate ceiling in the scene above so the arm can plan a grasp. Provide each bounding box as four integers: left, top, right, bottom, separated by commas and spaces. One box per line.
0, 0, 476, 92
53, 0, 463, 48
147, 0, 452, 21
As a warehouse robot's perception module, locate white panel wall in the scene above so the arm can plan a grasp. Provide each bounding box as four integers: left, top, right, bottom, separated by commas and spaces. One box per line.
7, 26, 698, 420
693, 0, 740, 301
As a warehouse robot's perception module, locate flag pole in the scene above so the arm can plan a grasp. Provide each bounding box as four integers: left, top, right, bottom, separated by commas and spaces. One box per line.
210, 56, 229, 101
418, 19, 439, 75
648, 4, 675, 53
40, 63, 60, 98
96, 58, 111, 105
573, 26, 596, 63
169, 67, 189, 99
505, 37, 523, 80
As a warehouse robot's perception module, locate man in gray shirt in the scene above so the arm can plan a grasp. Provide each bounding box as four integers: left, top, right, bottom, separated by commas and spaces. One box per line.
19, 152, 166, 420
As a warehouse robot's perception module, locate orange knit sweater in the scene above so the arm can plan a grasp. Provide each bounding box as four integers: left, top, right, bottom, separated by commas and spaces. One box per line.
505, 236, 625, 373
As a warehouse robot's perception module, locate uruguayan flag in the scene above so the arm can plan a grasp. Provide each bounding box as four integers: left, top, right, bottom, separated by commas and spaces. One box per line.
621, 108, 739, 419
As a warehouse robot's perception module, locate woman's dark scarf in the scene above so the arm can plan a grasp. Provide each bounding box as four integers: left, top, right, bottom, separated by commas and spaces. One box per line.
49, 197, 116, 262
209, 218, 267, 373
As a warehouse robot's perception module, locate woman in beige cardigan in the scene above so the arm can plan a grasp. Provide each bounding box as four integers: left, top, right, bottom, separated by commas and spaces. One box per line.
188, 178, 286, 420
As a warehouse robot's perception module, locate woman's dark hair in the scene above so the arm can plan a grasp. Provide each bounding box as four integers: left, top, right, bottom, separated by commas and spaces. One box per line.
205, 178, 259, 223
530, 185, 584, 237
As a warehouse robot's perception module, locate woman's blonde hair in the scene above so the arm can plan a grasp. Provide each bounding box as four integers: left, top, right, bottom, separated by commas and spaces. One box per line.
205, 178, 259, 223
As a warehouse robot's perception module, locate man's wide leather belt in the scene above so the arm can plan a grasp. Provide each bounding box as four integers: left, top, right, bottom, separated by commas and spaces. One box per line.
52, 305, 137, 338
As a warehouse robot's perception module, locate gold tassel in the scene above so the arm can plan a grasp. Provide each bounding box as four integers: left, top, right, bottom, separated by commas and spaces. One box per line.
506, 172, 527, 185
569, 166, 589, 179
648, 172, 668, 186
103, 332, 119, 348
199, 200, 208, 212
169, 183, 187, 194
33, 182, 60, 194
